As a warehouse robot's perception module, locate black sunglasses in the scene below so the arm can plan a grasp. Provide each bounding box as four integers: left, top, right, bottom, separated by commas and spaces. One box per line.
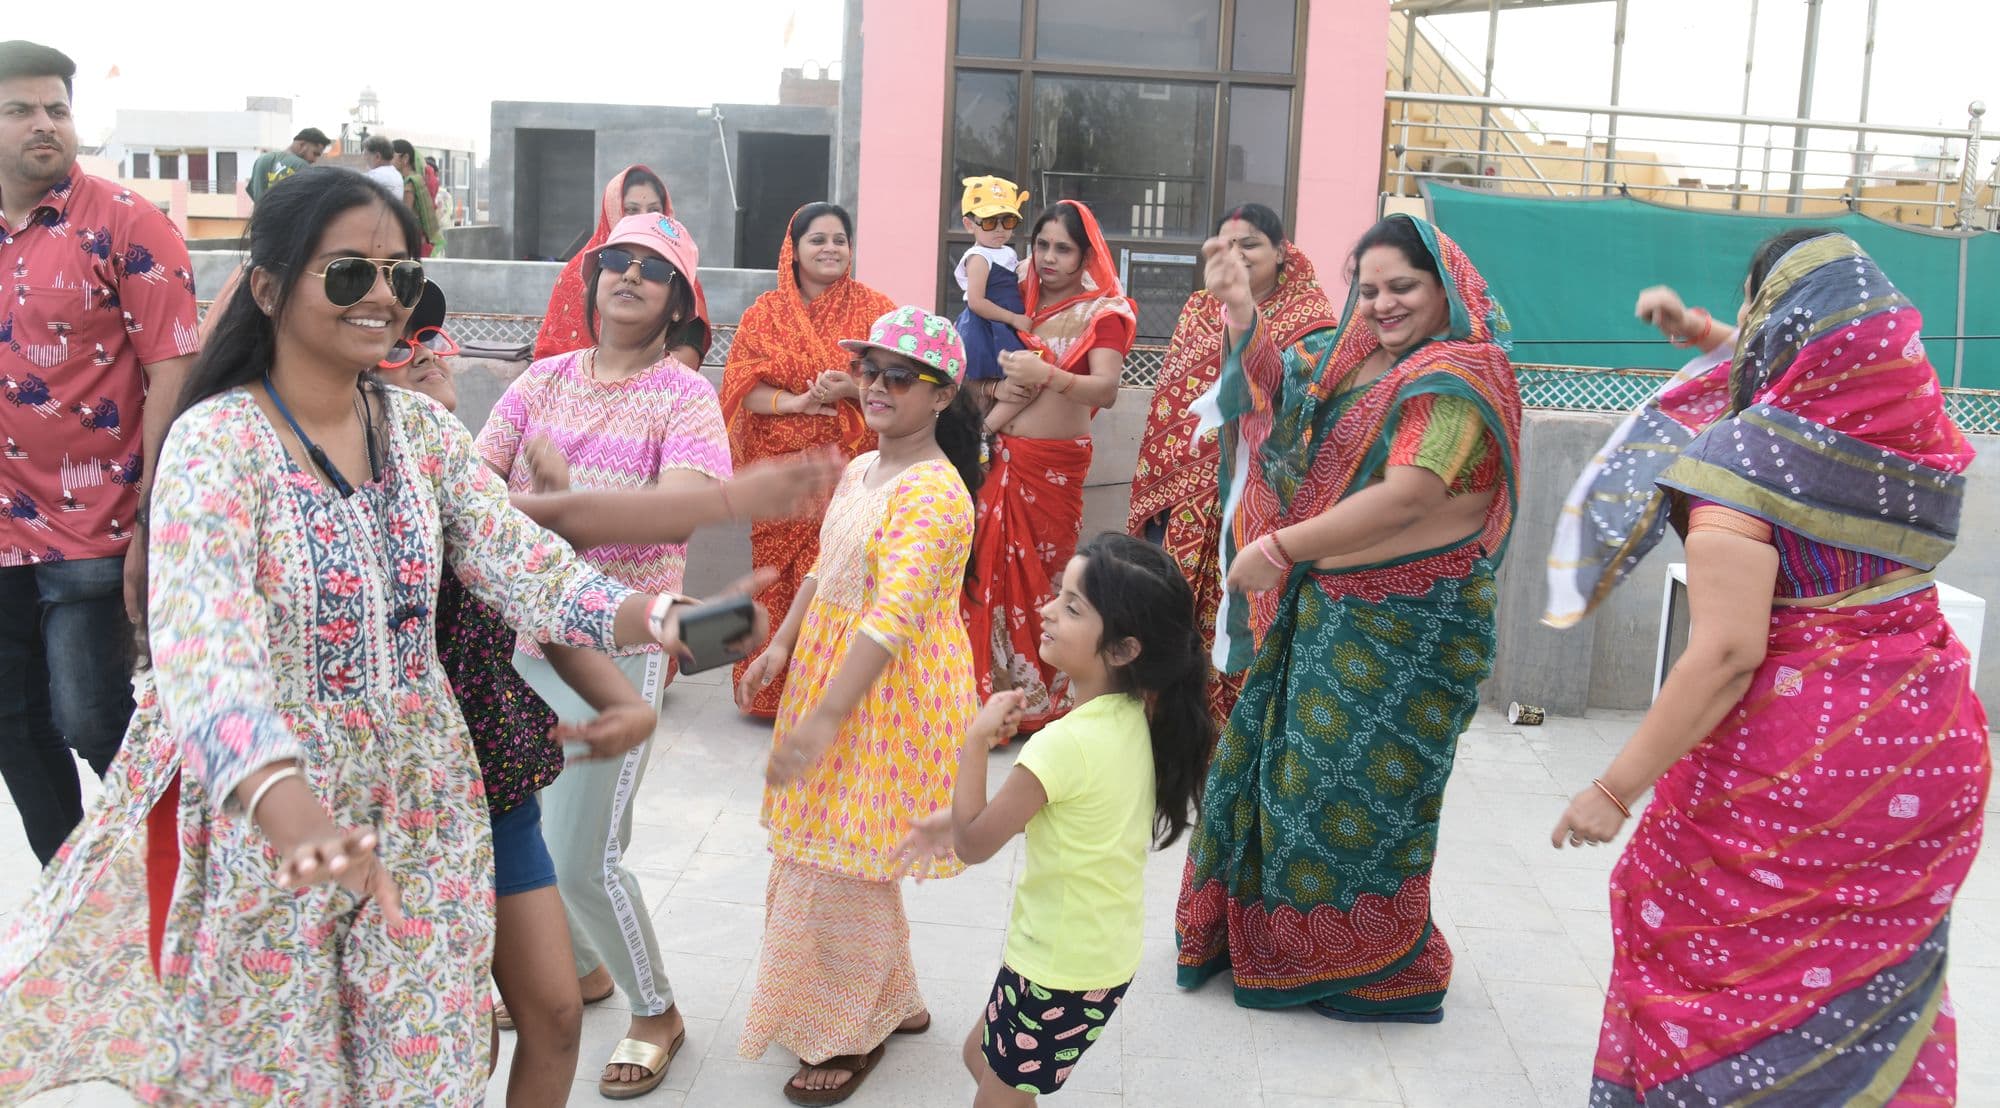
379, 326, 460, 369
307, 257, 426, 308
973, 213, 1021, 231
595, 247, 677, 284
852, 357, 950, 395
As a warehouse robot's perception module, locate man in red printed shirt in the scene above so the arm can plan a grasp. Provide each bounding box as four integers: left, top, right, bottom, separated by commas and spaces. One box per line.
0, 41, 198, 864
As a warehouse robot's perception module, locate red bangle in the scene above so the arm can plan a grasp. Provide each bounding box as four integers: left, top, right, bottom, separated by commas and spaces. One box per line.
1671, 307, 1712, 349
1592, 778, 1633, 819
1266, 530, 1296, 564
1257, 537, 1288, 570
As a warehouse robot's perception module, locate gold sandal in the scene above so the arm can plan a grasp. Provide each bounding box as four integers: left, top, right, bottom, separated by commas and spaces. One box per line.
598, 1029, 686, 1100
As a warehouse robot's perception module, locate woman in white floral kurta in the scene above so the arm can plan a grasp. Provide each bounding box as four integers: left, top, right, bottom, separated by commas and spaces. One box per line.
0, 168, 715, 1106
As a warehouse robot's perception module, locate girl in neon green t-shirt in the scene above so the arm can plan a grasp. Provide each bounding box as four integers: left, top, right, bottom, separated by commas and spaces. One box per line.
896, 532, 1214, 1103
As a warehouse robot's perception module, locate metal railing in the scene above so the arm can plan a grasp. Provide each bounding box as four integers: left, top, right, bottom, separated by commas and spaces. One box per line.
193, 304, 2000, 435
1384, 91, 1994, 228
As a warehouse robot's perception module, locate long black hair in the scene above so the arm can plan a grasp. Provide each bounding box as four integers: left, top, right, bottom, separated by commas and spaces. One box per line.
1746, 227, 1838, 300
1072, 532, 1215, 848
1029, 202, 1092, 267
583, 252, 699, 354
935, 384, 983, 502
176, 166, 421, 423
788, 202, 854, 284
1346, 213, 1440, 286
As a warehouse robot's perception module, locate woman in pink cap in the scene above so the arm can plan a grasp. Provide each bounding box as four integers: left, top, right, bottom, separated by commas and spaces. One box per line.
475, 212, 730, 1098
736, 306, 985, 1104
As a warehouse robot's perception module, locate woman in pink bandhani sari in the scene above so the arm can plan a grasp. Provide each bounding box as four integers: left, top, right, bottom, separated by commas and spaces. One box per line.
1547, 229, 1987, 1105
962, 199, 1135, 736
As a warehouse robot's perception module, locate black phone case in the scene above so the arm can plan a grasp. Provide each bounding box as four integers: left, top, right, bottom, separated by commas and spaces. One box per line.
677, 595, 755, 675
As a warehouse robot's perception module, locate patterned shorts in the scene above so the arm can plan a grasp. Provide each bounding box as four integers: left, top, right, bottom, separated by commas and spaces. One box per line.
980, 965, 1130, 1095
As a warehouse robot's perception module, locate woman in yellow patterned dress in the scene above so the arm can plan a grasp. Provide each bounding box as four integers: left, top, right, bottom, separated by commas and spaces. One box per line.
735, 306, 985, 1105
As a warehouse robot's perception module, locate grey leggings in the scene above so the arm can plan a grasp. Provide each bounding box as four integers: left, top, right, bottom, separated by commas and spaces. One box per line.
515, 649, 675, 1016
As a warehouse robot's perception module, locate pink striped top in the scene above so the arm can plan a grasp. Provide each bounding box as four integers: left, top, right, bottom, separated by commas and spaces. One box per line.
477, 349, 733, 655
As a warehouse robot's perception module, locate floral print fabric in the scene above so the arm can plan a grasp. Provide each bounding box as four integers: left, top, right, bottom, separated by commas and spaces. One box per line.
0, 387, 631, 1105
761, 455, 975, 881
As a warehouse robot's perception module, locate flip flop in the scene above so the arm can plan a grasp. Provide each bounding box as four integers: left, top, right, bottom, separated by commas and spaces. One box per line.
782, 1043, 885, 1106
598, 1028, 686, 1100
495, 982, 615, 1033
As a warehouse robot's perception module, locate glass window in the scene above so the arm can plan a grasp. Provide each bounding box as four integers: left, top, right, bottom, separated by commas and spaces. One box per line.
159, 153, 179, 180
1032, 75, 1216, 240
956, 0, 1022, 59
1036, 0, 1220, 71
1230, 0, 1297, 73
1222, 86, 1292, 217
949, 70, 1020, 225
131, 152, 150, 178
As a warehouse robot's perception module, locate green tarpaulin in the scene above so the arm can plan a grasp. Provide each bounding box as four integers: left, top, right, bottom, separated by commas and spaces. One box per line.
1424, 184, 1999, 389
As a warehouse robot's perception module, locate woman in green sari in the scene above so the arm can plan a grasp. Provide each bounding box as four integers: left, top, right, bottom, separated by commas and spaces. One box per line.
392, 139, 446, 257
1175, 214, 1521, 1021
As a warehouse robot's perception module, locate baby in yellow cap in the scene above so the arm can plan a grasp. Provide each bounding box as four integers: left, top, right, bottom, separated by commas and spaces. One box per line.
955, 175, 1032, 408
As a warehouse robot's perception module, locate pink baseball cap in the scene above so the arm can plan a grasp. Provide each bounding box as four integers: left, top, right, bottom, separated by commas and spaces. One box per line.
838, 306, 968, 383
594, 213, 709, 326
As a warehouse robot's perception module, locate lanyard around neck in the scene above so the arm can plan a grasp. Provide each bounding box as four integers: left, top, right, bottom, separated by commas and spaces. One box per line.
263, 374, 378, 498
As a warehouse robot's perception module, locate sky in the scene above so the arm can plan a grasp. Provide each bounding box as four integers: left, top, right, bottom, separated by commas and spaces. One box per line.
10, 0, 1995, 174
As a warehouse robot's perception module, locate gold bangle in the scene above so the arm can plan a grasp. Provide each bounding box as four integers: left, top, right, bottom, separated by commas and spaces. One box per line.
768, 390, 782, 415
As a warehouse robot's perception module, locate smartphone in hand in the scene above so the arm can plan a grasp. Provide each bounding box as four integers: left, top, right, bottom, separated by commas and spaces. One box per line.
676, 594, 756, 674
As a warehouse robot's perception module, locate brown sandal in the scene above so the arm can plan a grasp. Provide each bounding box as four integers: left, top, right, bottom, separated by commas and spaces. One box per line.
782, 1044, 885, 1106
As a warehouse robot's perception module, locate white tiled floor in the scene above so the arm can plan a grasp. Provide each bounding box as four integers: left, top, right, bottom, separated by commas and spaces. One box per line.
5, 670, 1998, 1106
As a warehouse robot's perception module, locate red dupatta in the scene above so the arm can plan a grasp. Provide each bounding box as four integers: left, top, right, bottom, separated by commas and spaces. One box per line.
719, 208, 895, 467
1128, 241, 1336, 528
1018, 200, 1138, 370
532, 165, 677, 360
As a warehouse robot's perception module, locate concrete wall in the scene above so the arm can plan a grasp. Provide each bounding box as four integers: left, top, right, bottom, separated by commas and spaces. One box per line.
1291, 0, 1390, 297
439, 224, 509, 261
490, 102, 836, 269
439, 378, 2000, 714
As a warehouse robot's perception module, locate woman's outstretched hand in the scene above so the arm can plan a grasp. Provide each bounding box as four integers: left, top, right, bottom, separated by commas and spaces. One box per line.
1550, 785, 1628, 850
277, 827, 405, 927
555, 701, 660, 762
727, 450, 845, 522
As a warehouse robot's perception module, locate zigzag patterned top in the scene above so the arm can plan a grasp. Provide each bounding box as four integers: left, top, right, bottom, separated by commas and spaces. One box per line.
477, 349, 733, 655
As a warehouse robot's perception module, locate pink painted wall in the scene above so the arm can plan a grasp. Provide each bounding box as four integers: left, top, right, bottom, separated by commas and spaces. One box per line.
853, 0, 949, 305
1291, 0, 1390, 302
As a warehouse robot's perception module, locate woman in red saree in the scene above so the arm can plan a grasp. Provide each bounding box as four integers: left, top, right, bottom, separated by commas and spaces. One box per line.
533, 166, 707, 362
1548, 229, 1987, 1104
1127, 203, 1335, 730
963, 199, 1136, 736
721, 203, 895, 717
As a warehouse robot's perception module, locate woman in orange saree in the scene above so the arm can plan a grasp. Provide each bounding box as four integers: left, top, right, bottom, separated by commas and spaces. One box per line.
963, 199, 1136, 737
1128, 203, 1335, 730
722, 203, 895, 718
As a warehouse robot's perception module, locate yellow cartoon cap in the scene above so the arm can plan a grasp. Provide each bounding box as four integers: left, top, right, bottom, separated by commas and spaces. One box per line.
960, 175, 1029, 219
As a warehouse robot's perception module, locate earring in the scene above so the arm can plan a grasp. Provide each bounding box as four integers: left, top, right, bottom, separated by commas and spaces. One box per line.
671, 312, 682, 323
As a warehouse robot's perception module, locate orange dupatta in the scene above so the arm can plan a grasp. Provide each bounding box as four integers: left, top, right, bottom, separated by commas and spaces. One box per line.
719, 212, 894, 466
721, 209, 894, 716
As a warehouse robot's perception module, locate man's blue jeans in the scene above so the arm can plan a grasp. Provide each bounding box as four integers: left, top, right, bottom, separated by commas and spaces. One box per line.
0, 556, 137, 865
